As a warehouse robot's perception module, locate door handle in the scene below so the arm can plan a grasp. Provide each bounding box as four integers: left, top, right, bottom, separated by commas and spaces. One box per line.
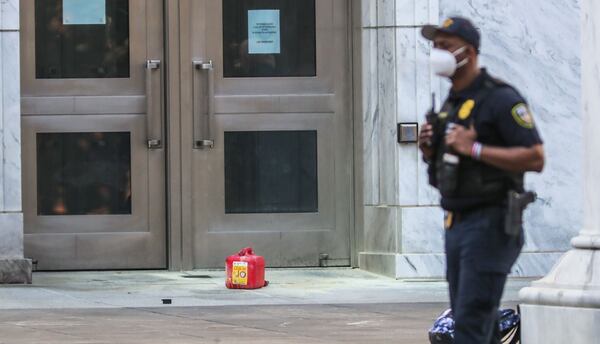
146, 59, 163, 149
192, 60, 215, 149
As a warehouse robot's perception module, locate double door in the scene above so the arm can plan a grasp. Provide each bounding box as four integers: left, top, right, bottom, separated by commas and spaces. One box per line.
21, 0, 352, 270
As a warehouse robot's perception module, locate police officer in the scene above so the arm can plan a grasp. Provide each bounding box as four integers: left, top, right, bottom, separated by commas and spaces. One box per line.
418, 17, 545, 344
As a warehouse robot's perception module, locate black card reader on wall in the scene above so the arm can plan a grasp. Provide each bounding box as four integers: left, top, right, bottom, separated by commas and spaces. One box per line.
397, 123, 418, 143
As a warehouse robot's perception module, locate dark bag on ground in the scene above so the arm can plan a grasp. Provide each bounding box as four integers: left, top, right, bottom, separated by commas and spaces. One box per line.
428, 308, 521, 344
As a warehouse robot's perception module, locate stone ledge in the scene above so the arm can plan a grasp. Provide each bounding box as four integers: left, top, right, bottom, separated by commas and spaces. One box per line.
0, 259, 32, 284
360, 252, 564, 279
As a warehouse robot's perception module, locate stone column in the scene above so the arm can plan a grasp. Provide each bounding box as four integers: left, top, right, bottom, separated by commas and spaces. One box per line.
355, 0, 447, 279
0, 0, 31, 284
519, 0, 600, 341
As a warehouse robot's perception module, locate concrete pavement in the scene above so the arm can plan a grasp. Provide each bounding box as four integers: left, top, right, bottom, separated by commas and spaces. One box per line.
0, 268, 529, 343
0, 303, 452, 344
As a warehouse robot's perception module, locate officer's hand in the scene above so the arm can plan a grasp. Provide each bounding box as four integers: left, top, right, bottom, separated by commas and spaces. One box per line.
418, 123, 434, 160
445, 124, 478, 157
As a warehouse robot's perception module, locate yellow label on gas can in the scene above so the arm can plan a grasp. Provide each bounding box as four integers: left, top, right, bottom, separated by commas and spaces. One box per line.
232, 261, 248, 285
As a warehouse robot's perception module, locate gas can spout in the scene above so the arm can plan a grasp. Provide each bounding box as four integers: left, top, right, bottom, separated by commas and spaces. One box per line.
238, 247, 253, 256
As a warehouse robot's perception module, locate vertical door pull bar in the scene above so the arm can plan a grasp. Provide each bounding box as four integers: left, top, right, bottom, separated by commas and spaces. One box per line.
146, 59, 163, 149
192, 60, 215, 149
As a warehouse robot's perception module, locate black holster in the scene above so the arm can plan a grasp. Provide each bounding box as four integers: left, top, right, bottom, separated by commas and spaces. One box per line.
505, 190, 536, 236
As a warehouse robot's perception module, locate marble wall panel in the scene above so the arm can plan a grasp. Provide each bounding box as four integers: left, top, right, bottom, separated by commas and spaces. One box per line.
362, 28, 380, 205
395, 253, 446, 278
395, 28, 417, 124
2, 31, 21, 212
363, 206, 399, 253
358, 0, 580, 277
400, 206, 444, 253
414, 25, 442, 207
0, 159, 3, 212
0, 32, 3, 212
377, 0, 396, 26
581, 0, 600, 236
377, 27, 400, 205
439, 0, 582, 252
395, 28, 418, 206
417, 151, 439, 206
0, 0, 19, 31
395, 0, 415, 26
398, 144, 418, 205
395, 252, 564, 279
420, 0, 439, 26
360, 0, 442, 209
395, 26, 443, 206
359, 252, 397, 277
396, 0, 439, 26
0, 213, 23, 259
511, 252, 564, 277
361, 0, 377, 27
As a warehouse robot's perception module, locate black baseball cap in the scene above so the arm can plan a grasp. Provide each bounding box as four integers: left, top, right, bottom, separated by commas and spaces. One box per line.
421, 17, 480, 52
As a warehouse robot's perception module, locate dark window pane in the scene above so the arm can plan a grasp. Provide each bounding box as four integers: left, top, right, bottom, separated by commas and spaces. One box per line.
35, 0, 130, 79
37, 132, 132, 215
225, 131, 318, 213
223, 0, 316, 78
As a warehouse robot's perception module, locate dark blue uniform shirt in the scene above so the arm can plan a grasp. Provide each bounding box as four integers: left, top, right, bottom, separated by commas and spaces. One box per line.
433, 68, 543, 211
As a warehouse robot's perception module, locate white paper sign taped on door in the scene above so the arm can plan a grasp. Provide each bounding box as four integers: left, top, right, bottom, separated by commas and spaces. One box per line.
63, 0, 106, 25
248, 9, 281, 54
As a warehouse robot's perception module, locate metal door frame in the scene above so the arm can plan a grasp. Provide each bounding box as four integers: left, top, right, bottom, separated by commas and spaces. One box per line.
165, 0, 184, 269
20, 0, 167, 270
164, 0, 358, 270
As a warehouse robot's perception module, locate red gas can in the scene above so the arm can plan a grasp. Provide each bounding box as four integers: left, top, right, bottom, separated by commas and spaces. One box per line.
225, 247, 267, 289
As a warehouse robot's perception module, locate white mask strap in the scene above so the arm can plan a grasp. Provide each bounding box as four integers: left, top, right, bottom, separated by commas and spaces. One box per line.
456, 57, 469, 69
452, 46, 468, 56
453, 46, 469, 69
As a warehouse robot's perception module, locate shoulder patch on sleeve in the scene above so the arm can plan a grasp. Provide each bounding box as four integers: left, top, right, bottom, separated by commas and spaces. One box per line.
511, 103, 535, 129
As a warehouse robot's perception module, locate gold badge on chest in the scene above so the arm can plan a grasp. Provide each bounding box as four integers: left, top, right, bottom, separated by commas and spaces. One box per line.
458, 99, 476, 120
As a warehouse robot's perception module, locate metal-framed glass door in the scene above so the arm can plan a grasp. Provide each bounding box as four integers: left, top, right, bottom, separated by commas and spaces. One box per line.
178, 0, 353, 268
20, 0, 166, 270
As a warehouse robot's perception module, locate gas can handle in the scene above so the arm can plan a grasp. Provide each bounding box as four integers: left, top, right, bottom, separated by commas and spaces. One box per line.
238, 247, 253, 256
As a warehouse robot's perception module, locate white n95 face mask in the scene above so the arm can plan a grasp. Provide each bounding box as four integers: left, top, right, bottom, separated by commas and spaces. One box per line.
430, 46, 469, 77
